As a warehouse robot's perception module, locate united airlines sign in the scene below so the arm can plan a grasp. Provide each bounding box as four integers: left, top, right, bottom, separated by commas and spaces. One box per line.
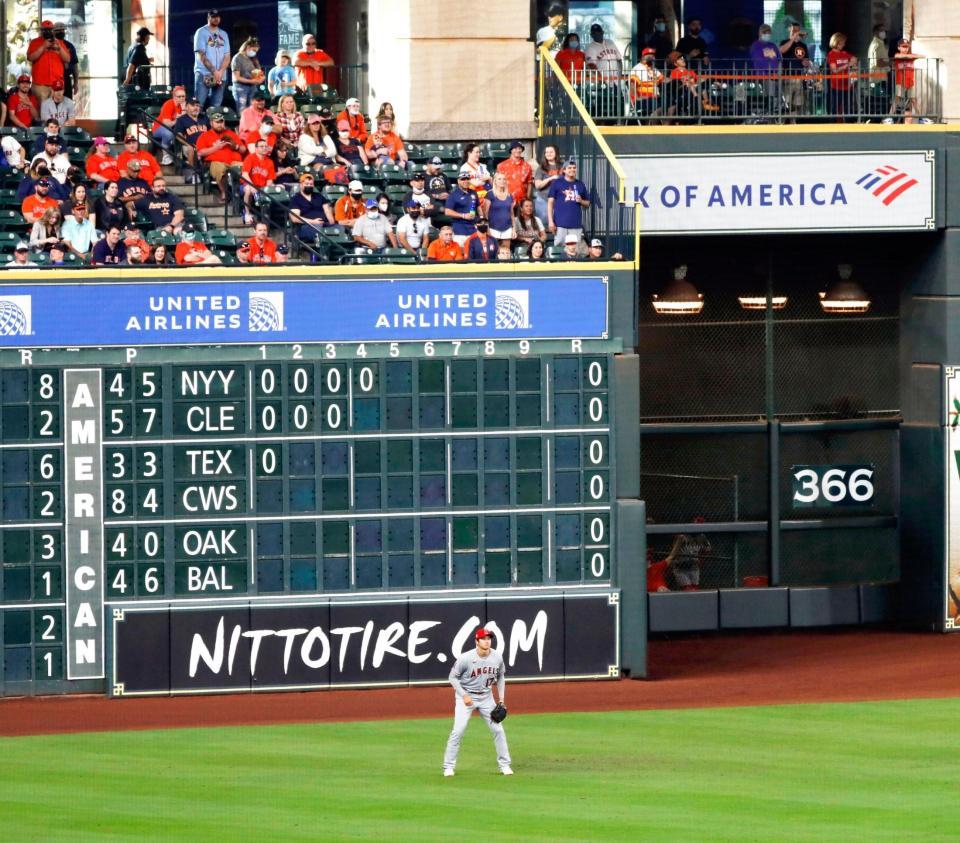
621, 151, 936, 234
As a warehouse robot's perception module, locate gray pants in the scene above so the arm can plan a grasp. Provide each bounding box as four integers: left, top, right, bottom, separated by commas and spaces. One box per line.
555, 226, 583, 248
443, 694, 511, 771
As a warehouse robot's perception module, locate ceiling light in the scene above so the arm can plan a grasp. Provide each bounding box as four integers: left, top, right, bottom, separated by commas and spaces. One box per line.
738, 295, 788, 310
652, 265, 703, 315
819, 263, 871, 313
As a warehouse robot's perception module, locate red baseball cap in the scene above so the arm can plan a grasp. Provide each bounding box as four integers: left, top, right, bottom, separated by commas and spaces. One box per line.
40, 20, 54, 28
642, 47, 656, 57
51, 79, 64, 91
475, 628, 492, 640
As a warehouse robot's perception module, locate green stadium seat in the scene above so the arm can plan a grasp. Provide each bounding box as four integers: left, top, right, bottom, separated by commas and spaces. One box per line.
0, 209, 24, 230
146, 230, 176, 247
442, 163, 461, 181
422, 143, 461, 162
323, 185, 347, 201
361, 185, 379, 201
381, 247, 418, 264
546, 246, 565, 261
150, 85, 172, 98
214, 249, 237, 265
351, 164, 383, 186
382, 164, 409, 185
205, 229, 237, 249
183, 208, 208, 232
340, 251, 381, 265
385, 185, 408, 202
483, 141, 511, 163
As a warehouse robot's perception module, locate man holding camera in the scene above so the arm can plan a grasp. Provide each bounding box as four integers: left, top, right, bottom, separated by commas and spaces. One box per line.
26, 20, 70, 102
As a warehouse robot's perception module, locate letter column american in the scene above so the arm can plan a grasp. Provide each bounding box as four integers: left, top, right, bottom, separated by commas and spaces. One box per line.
64, 369, 105, 679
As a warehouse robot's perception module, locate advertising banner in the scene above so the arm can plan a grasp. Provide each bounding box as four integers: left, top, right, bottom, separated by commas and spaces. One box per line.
0, 276, 609, 347
945, 367, 960, 629
620, 151, 935, 234
109, 591, 620, 696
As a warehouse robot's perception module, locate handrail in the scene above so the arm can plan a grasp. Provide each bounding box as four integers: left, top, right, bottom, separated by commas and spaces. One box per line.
539, 46, 626, 202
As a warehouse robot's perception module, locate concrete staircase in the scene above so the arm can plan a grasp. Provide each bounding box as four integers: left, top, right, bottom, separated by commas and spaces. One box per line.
161, 169, 256, 241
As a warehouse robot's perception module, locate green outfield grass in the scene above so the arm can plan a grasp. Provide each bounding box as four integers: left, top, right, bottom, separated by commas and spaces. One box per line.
1, 698, 958, 842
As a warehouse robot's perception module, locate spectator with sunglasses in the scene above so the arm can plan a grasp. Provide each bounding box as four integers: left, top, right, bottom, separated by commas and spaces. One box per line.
151, 85, 187, 166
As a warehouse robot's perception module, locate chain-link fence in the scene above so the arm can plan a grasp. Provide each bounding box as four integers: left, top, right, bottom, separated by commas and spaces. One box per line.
639, 236, 901, 590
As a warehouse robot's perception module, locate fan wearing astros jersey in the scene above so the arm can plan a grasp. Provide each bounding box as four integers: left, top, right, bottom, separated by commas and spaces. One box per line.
241, 138, 276, 225
442, 627, 512, 777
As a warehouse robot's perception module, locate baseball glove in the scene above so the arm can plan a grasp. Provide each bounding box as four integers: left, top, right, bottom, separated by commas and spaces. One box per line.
490, 702, 508, 723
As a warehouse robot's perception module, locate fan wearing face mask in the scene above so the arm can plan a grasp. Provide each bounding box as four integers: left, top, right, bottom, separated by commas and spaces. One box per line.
645, 14, 674, 62
554, 33, 585, 82
396, 199, 431, 253
351, 198, 398, 253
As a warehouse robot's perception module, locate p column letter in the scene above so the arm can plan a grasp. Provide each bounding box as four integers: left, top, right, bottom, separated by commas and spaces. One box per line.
64, 369, 105, 680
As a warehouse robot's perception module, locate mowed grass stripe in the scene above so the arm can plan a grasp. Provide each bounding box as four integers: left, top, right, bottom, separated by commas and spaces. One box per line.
1, 699, 957, 842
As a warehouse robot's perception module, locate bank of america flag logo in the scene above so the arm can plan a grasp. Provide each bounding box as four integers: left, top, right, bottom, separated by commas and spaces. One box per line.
0, 295, 31, 335
248, 292, 285, 331
494, 290, 530, 330
856, 165, 918, 206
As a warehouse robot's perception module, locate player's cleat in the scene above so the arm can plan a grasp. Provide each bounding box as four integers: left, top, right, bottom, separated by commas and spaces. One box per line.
500, 766, 514, 775
443, 769, 455, 777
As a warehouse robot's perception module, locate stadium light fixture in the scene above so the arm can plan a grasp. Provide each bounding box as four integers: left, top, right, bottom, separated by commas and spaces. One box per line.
738, 294, 788, 310
652, 265, 703, 315
819, 264, 871, 313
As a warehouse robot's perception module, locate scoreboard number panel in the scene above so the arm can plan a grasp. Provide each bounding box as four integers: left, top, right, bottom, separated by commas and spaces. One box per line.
1, 349, 616, 686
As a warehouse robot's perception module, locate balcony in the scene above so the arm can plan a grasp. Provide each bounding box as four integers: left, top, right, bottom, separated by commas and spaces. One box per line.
549, 59, 943, 126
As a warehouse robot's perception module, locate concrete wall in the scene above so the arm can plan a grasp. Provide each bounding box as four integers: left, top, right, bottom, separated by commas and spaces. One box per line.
912, 1, 960, 122
367, 0, 536, 141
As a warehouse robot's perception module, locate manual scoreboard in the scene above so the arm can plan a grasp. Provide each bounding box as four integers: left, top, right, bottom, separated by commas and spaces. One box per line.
0, 270, 632, 693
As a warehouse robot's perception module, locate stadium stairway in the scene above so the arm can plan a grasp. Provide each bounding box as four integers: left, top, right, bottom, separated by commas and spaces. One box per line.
162, 170, 256, 244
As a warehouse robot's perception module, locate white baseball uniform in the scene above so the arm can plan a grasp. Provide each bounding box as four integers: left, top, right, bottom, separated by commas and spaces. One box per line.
442, 648, 511, 773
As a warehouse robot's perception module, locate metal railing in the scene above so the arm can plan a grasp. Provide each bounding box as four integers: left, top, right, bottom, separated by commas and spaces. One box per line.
557, 58, 942, 125
538, 47, 636, 261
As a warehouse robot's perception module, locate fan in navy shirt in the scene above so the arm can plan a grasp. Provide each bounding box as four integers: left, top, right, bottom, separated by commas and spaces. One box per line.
444, 169, 479, 245
288, 173, 334, 240
172, 98, 210, 181
91, 224, 127, 265
547, 159, 591, 247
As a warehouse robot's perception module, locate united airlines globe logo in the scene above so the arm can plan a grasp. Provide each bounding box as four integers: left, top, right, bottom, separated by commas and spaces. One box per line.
494, 290, 530, 330
248, 292, 285, 332
0, 296, 32, 336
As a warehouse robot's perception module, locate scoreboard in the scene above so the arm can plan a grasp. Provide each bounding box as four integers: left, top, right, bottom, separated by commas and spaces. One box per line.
0, 269, 637, 695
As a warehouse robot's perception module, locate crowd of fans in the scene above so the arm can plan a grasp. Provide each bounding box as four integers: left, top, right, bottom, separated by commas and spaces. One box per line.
539, 6, 932, 124
0, 9, 624, 268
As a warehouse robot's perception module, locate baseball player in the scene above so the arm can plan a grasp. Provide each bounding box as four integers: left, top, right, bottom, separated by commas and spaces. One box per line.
442, 627, 512, 777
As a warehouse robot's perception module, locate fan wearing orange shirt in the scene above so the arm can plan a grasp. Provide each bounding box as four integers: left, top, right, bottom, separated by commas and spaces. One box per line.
336, 97, 367, 143
151, 86, 186, 166
174, 225, 222, 265
21, 177, 59, 223
243, 115, 279, 154
364, 115, 408, 169
426, 225, 464, 262
495, 141, 533, 205
241, 138, 276, 225
196, 112, 245, 202
294, 33, 333, 90
117, 135, 161, 185
85, 136, 121, 185
238, 221, 283, 264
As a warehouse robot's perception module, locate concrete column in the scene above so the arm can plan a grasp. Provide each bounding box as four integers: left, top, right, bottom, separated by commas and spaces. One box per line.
367, 0, 536, 140
910, 0, 960, 122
